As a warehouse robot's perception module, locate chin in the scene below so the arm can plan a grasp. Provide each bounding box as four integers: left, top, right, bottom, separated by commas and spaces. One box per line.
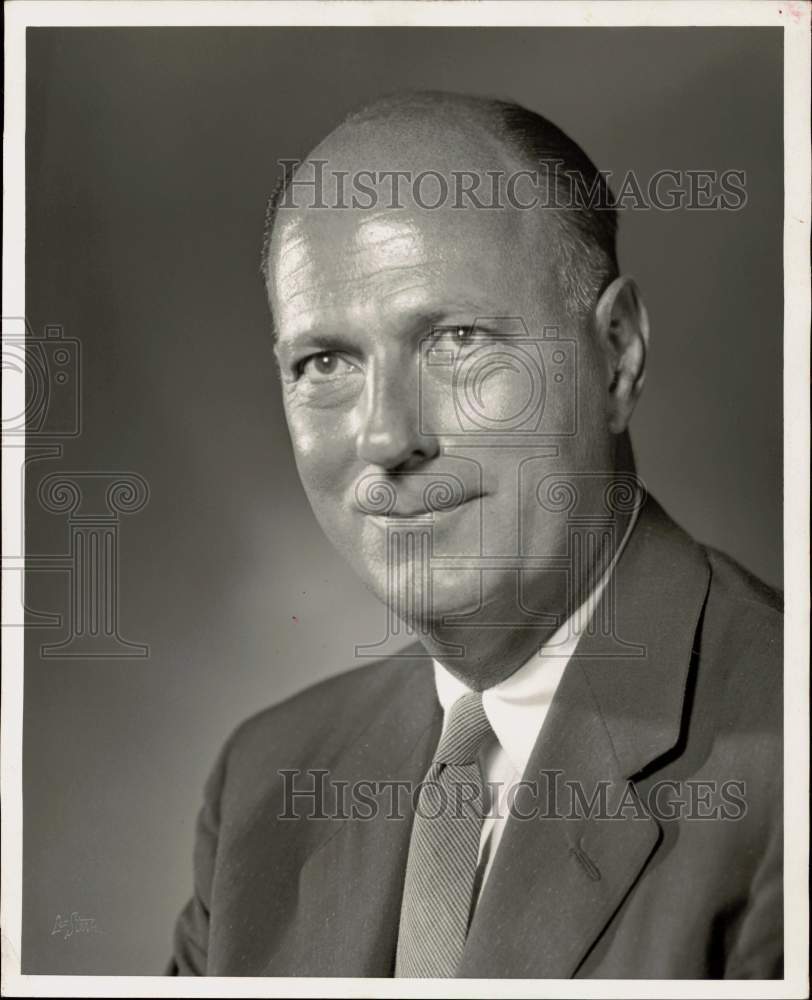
423, 568, 485, 621
359, 563, 486, 627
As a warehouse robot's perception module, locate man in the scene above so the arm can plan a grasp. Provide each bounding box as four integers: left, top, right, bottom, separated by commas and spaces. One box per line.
167, 92, 782, 979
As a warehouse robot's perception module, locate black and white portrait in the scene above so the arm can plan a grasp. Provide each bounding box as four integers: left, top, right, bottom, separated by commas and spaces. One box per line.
2, 3, 808, 997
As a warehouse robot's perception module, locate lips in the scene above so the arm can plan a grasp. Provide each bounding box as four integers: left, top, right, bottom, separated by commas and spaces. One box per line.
379, 495, 478, 518
353, 471, 480, 519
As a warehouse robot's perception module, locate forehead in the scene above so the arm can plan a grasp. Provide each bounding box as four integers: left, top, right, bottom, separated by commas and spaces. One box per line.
269, 198, 562, 339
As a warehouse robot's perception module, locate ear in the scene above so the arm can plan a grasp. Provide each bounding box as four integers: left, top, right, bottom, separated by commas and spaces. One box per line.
592, 275, 650, 434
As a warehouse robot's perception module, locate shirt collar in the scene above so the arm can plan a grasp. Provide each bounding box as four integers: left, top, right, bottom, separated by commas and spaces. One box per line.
433, 503, 640, 775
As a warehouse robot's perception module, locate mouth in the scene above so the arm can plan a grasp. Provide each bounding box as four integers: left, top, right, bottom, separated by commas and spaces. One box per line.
363, 494, 483, 520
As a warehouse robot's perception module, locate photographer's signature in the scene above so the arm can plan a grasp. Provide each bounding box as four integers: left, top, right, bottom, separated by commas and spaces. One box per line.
51, 912, 101, 939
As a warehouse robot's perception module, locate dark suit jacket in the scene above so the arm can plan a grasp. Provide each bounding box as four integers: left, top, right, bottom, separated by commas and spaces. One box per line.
167, 496, 782, 978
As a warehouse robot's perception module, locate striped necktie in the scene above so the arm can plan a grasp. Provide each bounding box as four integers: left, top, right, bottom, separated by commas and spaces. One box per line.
395, 691, 493, 978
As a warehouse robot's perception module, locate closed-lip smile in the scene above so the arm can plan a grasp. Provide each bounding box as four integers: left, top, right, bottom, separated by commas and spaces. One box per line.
364, 494, 483, 519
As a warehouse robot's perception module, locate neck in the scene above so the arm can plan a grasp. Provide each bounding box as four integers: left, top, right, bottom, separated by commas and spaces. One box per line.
421, 619, 564, 691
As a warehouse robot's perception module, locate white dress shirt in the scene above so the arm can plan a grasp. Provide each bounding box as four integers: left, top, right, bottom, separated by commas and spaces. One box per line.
432, 505, 639, 893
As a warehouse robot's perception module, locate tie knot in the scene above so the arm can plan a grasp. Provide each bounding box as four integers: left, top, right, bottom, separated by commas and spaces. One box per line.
434, 692, 492, 765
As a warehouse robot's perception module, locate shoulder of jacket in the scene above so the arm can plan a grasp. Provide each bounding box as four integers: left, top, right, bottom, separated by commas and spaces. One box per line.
223, 644, 433, 757
703, 544, 783, 622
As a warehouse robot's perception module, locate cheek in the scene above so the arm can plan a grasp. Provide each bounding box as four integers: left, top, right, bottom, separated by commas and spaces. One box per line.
284, 400, 359, 499
470, 364, 535, 423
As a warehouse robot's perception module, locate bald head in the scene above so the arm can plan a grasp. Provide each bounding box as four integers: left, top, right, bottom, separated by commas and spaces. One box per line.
261, 90, 618, 323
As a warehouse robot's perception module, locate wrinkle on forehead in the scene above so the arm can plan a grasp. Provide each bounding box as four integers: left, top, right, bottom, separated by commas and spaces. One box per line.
352, 214, 422, 259
275, 210, 423, 272
272, 210, 431, 312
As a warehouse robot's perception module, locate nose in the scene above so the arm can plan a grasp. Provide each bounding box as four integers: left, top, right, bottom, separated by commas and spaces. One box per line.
356, 358, 439, 470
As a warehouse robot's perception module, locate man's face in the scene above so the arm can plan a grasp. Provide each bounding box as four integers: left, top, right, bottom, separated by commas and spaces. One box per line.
269, 170, 613, 630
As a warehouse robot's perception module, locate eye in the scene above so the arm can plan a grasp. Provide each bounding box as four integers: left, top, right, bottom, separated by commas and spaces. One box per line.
298, 351, 359, 381
433, 325, 476, 349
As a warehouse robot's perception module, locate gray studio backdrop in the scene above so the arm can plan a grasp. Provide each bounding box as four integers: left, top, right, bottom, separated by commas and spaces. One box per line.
23, 27, 782, 974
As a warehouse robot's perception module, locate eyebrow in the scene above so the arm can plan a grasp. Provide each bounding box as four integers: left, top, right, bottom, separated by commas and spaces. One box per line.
275, 303, 505, 347
274, 332, 351, 360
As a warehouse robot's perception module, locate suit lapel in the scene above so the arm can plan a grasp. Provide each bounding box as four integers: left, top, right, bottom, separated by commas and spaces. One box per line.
460, 497, 711, 978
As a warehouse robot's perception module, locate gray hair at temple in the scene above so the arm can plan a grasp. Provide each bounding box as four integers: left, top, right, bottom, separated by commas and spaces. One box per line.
260, 91, 619, 324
